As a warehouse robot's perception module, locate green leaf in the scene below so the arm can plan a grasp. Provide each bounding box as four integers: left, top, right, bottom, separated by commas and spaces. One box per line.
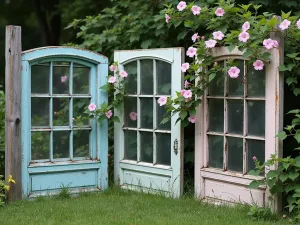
287, 109, 300, 114
227, 44, 235, 52
286, 77, 297, 86
248, 180, 260, 189
248, 170, 261, 176
287, 53, 299, 58
111, 116, 120, 123
177, 31, 187, 40
294, 130, 300, 143
278, 64, 295, 72
276, 131, 287, 140
189, 109, 196, 116
293, 88, 300, 96
209, 73, 216, 82
180, 111, 187, 120
160, 117, 170, 124
279, 173, 289, 182
289, 172, 299, 181
242, 49, 254, 58
267, 170, 278, 179
141, 40, 152, 49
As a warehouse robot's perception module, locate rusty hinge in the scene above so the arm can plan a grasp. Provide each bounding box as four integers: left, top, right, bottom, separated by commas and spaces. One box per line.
173, 138, 178, 155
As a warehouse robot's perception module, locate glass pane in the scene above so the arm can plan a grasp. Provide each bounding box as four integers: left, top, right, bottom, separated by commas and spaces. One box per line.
53, 98, 69, 126
208, 70, 224, 96
156, 60, 171, 95
228, 100, 243, 134
140, 132, 153, 163
73, 130, 90, 158
228, 60, 244, 96
247, 140, 265, 172
248, 67, 265, 97
208, 135, 223, 169
248, 101, 265, 137
31, 132, 49, 160
140, 98, 153, 129
53, 131, 70, 159
73, 63, 90, 94
31, 98, 49, 127
124, 61, 137, 94
156, 133, 171, 165
31, 63, 49, 94
227, 137, 243, 172
208, 99, 224, 132
140, 59, 153, 95
124, 130, 137, 160
124, 97, 137, 128
73, 98, 90, 126
156, 99, 171, 130
53, 62, 70, 94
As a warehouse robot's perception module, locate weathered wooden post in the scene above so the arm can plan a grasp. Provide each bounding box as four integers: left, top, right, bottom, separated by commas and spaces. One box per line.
5, 25, 22, 201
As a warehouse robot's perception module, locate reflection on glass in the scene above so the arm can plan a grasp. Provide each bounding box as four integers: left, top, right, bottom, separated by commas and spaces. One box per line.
228, 100, 243, 134
73, 98, 90, 125
156, 60, 171, 95
124, 61, 137, 94
248, 67, 265, 97
208, 135, 223, 169
53, 98, 69, 126
156, 100, 171, 130
156, 133, 171, 165
53, 62, 70, 94
140, 132, 153, 163
124, 97, 137, 128
124, 130, 137, 160
73, 63, 90, 94
53, 131, 70, 159
73, 130, 90, 158
248, 101, 265, 137
247, 140, 265, 172
140, 59, 153, 94
227, 137, 243, 172
31, 132, 50, 160
208, 99, 224, 132
228, 60, 244, 96
140, 98, 153, 129
31, 63, 50, 94
208, 70, 224, 96
31, 98, 49, 127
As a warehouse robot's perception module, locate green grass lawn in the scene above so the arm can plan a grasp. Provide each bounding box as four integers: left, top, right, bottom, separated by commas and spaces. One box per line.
0, 188, 291, 225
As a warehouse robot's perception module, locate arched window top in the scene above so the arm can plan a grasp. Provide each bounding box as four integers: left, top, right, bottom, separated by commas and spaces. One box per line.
22, 46, 108, 64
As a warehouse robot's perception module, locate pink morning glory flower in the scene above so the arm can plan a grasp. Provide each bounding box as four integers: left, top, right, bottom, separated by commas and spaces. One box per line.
188, 116, 197, 123
272, 40, 279, 48
184, 80, 190, 88
129, 112, 137, 121
186, 47, 197, 58
181, 63, 190, 72
119, 70, 128, 78
263, 38, 275, 49
215, 7, 225, 17
253, 156, 257, 161
177, 1, 187, 11
181, 89, 192, 99
157, 96, 168, 106
192, 33, 200, 43
105, 110, 113, 119
213, 31, 224, 40
191, 5, 201, 15
238, 31, 250, 42
165, 14, 171, 23
108, 76, 117, 84
242, 21, 250, 31
88, 103, 97, 111
253, 60, 264, 70
279, 19, 291, 31
205, 39, 217, 48
228, 66, 240, 79
109, 65, 117, 72
297, 19, 300, 29
61, 76, 67, 83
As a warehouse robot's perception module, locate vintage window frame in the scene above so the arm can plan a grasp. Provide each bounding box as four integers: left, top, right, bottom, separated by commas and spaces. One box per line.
195, 46, 284, 210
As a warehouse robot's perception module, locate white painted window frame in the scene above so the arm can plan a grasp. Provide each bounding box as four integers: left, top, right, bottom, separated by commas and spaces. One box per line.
195, 46, 284, 211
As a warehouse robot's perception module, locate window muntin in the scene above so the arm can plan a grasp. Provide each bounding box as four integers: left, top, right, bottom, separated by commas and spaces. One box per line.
207, 59, 266, 174
122, 59, 172, 166
30, 60, 94, 162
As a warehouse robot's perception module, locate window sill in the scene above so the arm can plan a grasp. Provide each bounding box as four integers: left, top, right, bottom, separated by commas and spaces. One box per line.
28, 159, 101, 167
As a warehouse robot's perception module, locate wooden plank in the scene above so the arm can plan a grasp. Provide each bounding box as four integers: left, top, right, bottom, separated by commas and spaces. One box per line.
5, 25, 22, 201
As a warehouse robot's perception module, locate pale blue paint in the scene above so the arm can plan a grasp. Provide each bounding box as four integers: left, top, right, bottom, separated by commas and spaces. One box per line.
21, 47, 108, 198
